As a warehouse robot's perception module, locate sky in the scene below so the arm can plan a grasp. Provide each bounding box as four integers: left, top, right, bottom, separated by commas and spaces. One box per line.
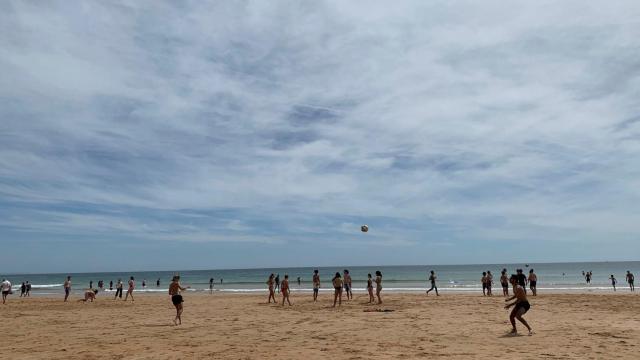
1, 1, 640, 273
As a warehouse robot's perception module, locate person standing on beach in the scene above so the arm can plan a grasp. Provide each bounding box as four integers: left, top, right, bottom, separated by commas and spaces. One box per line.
367, 273, 375, 303
267, 274, 276, 303
426, 270, 438, 296
169, 275, 190, 326
1, 279, 11, 304
109, 280, 113, 291
20, 282, 26, 297
343, 270, 353, 300
209, 278, 214, 294
63, 276, 72, 302
610, 275, 617, 291
312, 270, 320, 302
626, 271, 634, 291
500, 270, 509, 296
114, 279, 123, 299
528, 269, 538, 296
89, 280, 93, 289
486, 271, 493, 296
281, 275, 292, 306
375, 271, 383, 304
516, 269, 527, 293
481, 272, 487, 296
124, 276, 135, 301
505, 275, 533, 336
585, 271, 592, 284
275, 274, 280, 293
332, 272, 343, 307
142, 279, 146, 289
25, 281, 31, 297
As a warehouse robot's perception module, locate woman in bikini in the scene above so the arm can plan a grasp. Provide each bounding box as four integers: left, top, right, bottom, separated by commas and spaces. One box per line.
375, 271, 383, 304
332, 272, 343, 307
266, 273, 276, 303
281, 274, 291, 306
367, 273, 375, 303
505, 274, 533, 335
124, 276, 135, 301
169, 275, 190, 325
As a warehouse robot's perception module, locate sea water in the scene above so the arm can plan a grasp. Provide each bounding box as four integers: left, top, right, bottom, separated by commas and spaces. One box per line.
2, 261, 637, 296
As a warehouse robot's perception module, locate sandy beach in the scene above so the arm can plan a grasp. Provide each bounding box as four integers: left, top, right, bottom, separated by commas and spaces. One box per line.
1, 292, 638, 359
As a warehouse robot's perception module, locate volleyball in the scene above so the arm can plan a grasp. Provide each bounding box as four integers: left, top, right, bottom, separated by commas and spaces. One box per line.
361, 225, 369, 233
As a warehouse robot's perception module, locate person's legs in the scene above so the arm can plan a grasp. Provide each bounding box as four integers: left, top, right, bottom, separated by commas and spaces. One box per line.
376, 288, 382, 304
333, 289, 338, 307
515, 308, 532, 332
435, 286, 439, 296
509, 306, 518, 333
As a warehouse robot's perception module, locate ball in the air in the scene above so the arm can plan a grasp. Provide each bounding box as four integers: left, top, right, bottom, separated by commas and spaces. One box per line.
361, 225, 369, 233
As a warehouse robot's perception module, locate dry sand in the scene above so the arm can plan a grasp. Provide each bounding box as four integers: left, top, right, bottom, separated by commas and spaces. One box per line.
1, 292, 639, 359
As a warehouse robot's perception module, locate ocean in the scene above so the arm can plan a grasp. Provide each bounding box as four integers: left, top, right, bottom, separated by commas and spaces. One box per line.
2, 261, 637, 296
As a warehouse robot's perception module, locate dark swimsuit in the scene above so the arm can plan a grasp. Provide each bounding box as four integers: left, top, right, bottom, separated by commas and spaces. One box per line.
515, 300, 531, 314
171, 294, 183, 305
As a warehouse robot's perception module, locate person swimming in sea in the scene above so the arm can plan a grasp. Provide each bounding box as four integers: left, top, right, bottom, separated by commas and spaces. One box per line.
504, 274, 533, 336
266, 274, 276, 304
375, 271, 383, 304
528, 269, 537, 296
426, 270, 438, 296
332, 272, 343, 307
281, 275, 292, 306
312, 270, 320, 302
169, 275, 190, 325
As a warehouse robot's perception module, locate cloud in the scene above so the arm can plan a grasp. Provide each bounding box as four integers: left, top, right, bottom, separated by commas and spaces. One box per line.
1, 1, 640, 270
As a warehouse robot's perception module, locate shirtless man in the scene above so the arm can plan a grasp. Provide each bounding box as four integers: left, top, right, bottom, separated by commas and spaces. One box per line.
312, 270, 320, 302
169, 275, 190, 325
281, 275, 291, 306
500, 270, 509, 296
124, 276, 135, 301
528, 269, 538, 296
486, 271, 493, 296
63, 276, 72, 302
343, 270, 353, 300
505, 275, 533, 335
626, 271, 634, 292
426, 270, 438, 296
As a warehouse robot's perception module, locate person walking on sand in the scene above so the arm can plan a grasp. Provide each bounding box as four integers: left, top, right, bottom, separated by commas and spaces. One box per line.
114, 279, 123, 299
367, 273, 375, 303
343, 269, 353, 300
275, 274, 280, 293
63, 276, 72, 302
626, 271, 634, 292
209, 278, 214, 294
169, 275, 190, 326
1, 279, 12, 304
267, 274, 276, 303
505, 275, 533, 336
312, 270, 320, 302
25, 281, 31, 297
124, 276, 135, 301
486, 271, 494, 296
528, 269, 538, 296
481, 272, 488, 296
375, 271, 383, 304
610, 275, 617, 291
426, 270, 438, 296
500, 270, 509, 296
332, 272, 343, 307
281, 275, 292, 306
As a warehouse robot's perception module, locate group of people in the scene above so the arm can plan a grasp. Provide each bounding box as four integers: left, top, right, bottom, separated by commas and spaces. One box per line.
61, 275, 138, 303
266, 270, 384, 307
607, 271, 634, 291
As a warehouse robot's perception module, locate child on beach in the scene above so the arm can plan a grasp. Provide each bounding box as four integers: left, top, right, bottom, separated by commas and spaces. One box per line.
169, 275, 190, 326
64, 276, 71, 302
367, 273, 375, 303
626, 271, 634, 291
528, 269, 538, 296
375, 271, 383, 304
281, 275, 291, 306
267, 274, 276, 303
505, 275, 533, 336
343, 270, 353, 300
610, 275, 617, 291
332, 272, 343, 307
125, 276, 135, 301
500, 270, 509, 296
312, 270, 320, 302
426, 270, 438, 296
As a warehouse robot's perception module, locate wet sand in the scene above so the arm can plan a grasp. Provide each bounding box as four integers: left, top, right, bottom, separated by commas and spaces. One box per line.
1, 292, 639, 359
